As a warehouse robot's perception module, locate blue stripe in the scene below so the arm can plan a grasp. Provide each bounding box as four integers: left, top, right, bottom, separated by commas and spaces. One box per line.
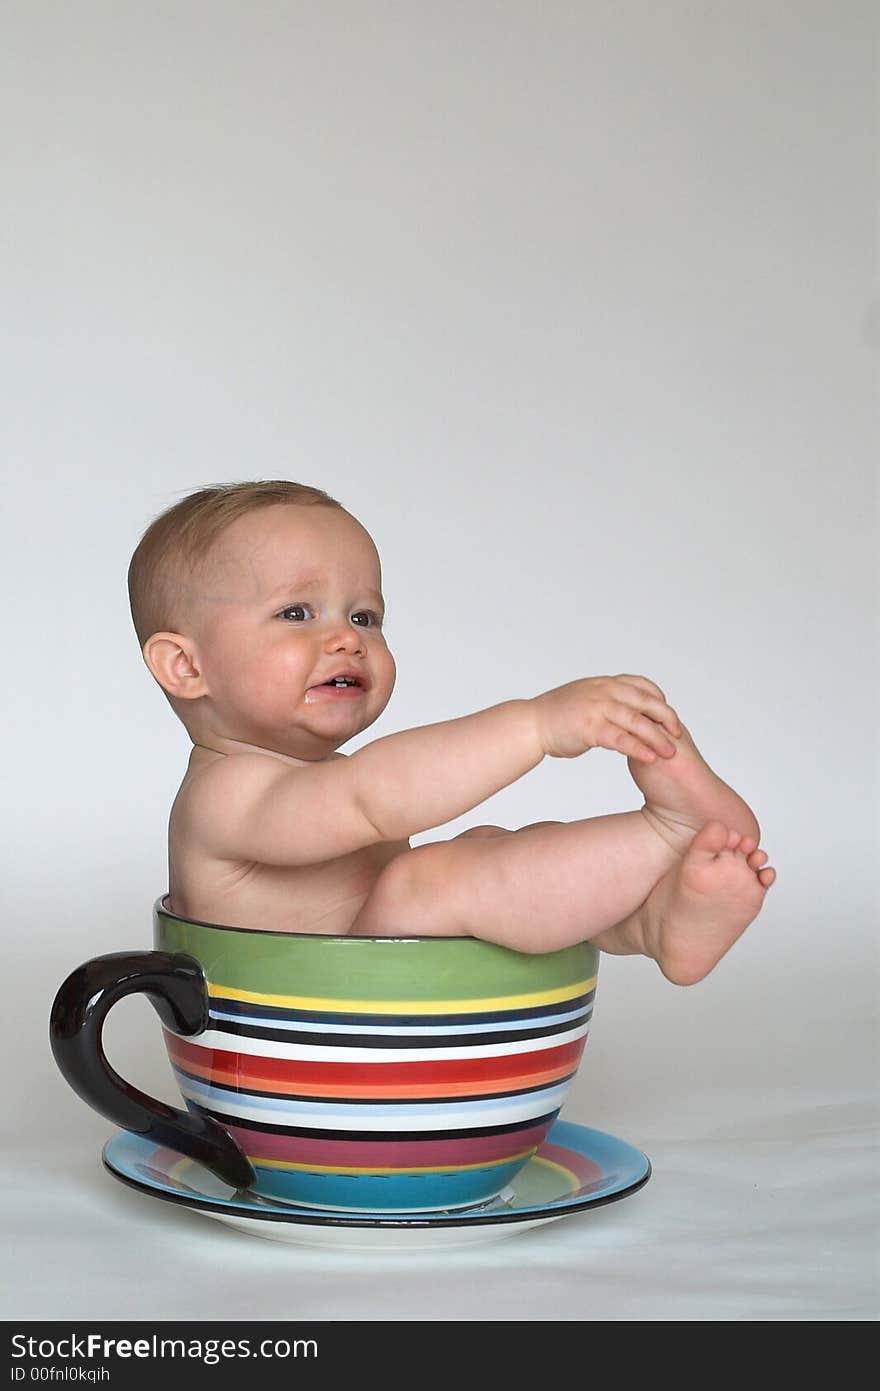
208, 1002, 593, 1037
208, 989, 595, 1029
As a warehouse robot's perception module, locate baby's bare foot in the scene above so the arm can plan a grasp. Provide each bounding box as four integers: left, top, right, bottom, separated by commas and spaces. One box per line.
641, 820, 776, 986
628, 721, 760, 855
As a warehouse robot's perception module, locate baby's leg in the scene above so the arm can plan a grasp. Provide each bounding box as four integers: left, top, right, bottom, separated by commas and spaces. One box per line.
349, 810, 682, 952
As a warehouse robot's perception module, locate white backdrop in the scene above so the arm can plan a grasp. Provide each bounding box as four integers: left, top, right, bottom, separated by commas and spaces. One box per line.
2, 1, 876, 1321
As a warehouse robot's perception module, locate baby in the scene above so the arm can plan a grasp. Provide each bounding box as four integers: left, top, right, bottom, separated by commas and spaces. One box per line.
128, 480, 776, 987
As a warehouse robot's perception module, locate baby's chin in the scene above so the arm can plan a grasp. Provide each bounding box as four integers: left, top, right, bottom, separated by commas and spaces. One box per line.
292, 699, 389, 745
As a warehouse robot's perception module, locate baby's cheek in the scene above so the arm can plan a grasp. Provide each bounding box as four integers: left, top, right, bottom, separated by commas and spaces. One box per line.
377, 644, 396, 690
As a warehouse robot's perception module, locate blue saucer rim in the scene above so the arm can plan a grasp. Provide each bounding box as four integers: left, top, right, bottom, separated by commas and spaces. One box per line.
101, 1122, 651, 1230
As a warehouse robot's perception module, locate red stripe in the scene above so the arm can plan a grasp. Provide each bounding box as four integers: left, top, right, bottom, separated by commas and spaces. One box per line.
165, 1032, 586, 1093
226, 1119, 554, 1169
173, 1055, 578, 1099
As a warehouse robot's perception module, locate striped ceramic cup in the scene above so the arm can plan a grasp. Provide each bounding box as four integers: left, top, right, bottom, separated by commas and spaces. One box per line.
50, 896, 598, 1213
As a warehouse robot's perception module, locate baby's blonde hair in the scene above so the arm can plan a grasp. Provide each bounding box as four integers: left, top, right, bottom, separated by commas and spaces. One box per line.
127, 479, 345, 652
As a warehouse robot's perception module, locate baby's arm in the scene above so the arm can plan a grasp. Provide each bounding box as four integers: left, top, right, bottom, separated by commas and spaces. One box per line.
352, 700, 543, 840
185, 676, 678, 867
355, 673, 679, 841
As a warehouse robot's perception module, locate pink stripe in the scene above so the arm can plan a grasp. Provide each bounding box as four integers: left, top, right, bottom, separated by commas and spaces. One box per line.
539, 1141, 603, 1187
225, 1120, 552, 1168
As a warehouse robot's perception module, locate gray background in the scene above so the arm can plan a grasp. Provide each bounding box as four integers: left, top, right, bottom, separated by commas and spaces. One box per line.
2, 1, 876, 1320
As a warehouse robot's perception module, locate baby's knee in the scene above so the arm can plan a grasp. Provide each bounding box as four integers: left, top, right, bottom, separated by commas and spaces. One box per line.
352, 841, 452, 934
398, 840, 461, 901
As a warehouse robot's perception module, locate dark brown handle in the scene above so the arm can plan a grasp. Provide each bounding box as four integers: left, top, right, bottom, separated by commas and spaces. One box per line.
49, 950, 255, 1190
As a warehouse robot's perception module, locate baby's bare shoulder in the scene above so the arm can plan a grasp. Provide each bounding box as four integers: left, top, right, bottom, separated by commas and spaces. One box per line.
172, 753, 290, 832
172, 750, 373, 868
191, 750, 294, 790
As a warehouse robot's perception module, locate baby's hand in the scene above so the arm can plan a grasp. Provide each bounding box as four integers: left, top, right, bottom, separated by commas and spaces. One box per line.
532, 674, 683, 761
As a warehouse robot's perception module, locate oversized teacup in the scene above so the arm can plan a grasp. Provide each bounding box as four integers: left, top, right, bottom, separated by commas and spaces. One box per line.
50, 896, 598, 1213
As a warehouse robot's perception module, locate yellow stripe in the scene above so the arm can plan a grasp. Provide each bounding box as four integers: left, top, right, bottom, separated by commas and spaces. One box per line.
168, 1156, 192, 1184
251, 1146, 538, 1177
530, 1155, 579, 1190
207, 976, 596, 1015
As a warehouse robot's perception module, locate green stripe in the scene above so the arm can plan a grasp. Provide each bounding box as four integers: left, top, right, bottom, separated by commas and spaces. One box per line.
154, 901, 597, 1002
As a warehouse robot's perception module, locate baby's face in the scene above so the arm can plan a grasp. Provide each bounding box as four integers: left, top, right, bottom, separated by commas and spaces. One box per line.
183, 504, 396, 759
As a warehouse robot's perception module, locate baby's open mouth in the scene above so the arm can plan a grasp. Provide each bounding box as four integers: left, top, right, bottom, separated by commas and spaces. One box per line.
306, 674, 368, 697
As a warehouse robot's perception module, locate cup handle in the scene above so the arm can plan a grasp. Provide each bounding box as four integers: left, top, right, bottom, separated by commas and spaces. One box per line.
49, 950, 255, 1190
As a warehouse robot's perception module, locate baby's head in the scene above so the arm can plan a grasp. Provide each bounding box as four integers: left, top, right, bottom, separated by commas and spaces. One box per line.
128, 481, 396, 760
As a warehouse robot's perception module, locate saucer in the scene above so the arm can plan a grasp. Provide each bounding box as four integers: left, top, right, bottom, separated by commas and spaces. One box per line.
102, 1120, 651, 1250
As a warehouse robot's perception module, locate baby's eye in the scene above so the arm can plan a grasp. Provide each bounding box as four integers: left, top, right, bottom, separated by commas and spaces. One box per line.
352, 611, 382, 629
278, 604, 313, 622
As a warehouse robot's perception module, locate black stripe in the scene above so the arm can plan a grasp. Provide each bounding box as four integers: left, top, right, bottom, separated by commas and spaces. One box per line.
172, 1063, 580, 1107
206, 1014, 591, 1049
192, 1105, 562, 1143
208, 989, 595, 1028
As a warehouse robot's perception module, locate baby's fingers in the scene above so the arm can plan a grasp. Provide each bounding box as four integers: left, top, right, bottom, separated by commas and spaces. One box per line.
611, 701, 679, 754
616, 674, 667, 702
605, 707, 675, 761
615, 676, 682, 738
612, 730, 660, 762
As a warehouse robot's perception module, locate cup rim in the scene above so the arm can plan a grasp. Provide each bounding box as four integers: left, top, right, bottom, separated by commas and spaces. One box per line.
154, 892, 481, 944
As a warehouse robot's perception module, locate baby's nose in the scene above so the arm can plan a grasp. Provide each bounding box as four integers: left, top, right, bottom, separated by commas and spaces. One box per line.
324, 622, 366, 652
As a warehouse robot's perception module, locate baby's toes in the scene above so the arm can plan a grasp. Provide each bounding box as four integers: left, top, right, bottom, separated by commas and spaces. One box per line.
757, 866, 776, 889
727, 845, 768, 892
689, 820, 731, 858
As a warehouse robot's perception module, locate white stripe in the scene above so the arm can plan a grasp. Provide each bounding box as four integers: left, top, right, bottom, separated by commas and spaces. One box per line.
170, 1021, 589, 1063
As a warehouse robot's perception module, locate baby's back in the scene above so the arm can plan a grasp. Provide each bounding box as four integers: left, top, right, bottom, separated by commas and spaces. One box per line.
167, 746, 411, 933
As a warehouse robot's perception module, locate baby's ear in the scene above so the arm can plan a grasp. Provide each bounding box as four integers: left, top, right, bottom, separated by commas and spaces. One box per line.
142, 632, 208, 699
